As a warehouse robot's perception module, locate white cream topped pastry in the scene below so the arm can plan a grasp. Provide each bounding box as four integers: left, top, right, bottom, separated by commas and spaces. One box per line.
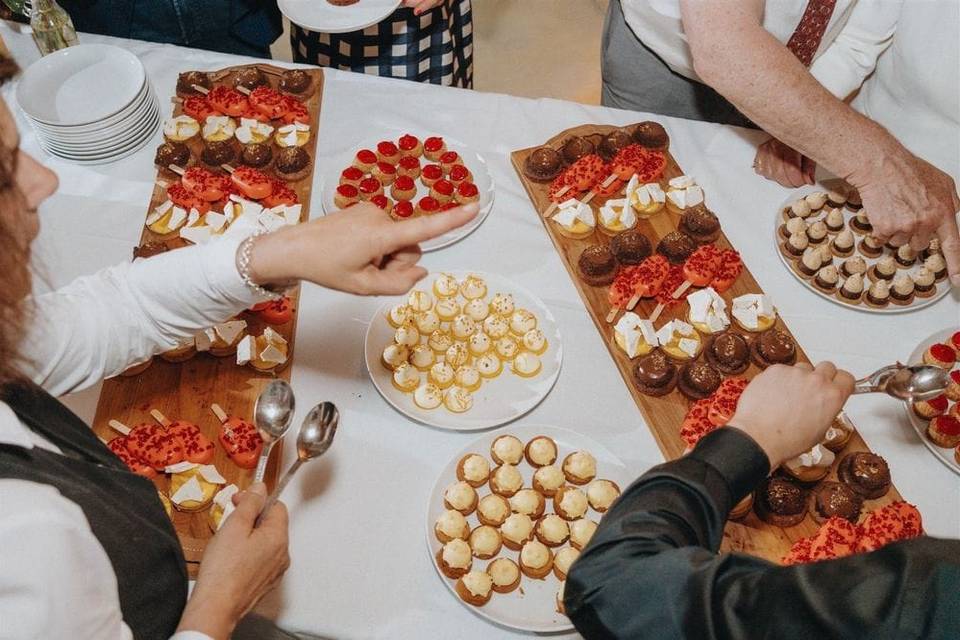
731, 294, 777, 331
451, 314, 478, 340
832, 228, 855, 250
388, 303, 413, 327
554, 547, 580, 577
925, 253, 946, 275
428, 330, 454, 354
443, 386, 474, 413
454, 365, 482, 391
511, 352, 542, 378
628, 178, 666, 214
460, 570, 493, 597
785, 443, 835, 475
163, 115, 200, 141
415, 310, 441, 335
784, 217, 808, 236
495, 336, 520, 360
470, 526, 502, 557
414, 383, 443, 409
433, 273, 460, 298
488, 558, 519, 588
492, 435, 524, 465
510, 489, 544, 516
501, 513, 534, 543
843, 255, 867, 276
563, 451, 597, 482
483, 314, 510, 338
407, 289, 433, 312
491, 464, 523, 494
276, 122, 310, 148
868, 278, 890, 299
598, 197, 637, 231
436, 509, 469, 540
527, 437, 557, 466
569, 518, 598, 549
613, 312, 658, 359
201, 115, 236, 142
444, 481, 477, 512
463, 298, 490, 322
557, 488, 589, 519
381, 343, 410, 370
537, 514, 570, 544
825, 207, 845, 229
410, 344, 436, 370
509, 309, 538, 335
477, 494, 509, 522
534, 465, 565, 493
552, 198, 596, 232
522, 328, 548, 354
789, 198, 812, 218
459, 275, 488, 300
392, 363, 421, 392
816, 265, 839, 287
787, 232, 808, 254
475, 353, 503, 378
234, 118, 274, 144
394, 323, 420, 347
521, 540, 551, 568
913, 267, 935, 288
490, 292, 515, 316
807, 220, 828, 242
467, 332, 491, 356
892, 273, 915, 297
841, 272, 864, 296
897, 244, 916, 262
444, 343, 470, 368
805, 191, 827, 210
434, 298, 460, 322
442, 538, 473, 569
460, 454, 490, 484
800, 246, 823, 273
587, 480, 621, 511
686, 287, 729, 334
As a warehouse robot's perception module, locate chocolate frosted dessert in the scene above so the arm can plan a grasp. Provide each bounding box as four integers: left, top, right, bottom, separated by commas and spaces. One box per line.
679, 204, 720, 244
677, 360, 722, 400
200, 140, 238, 168
838, 452, 890, 499
810, 481, 863, 524
577, 245, 618, 286
241, 143, 274, 169
234, 67, 269, 91
631, 121, 669, 150
610, 229, 652, 265
755, 476, 808, 527
633, 351, 678, 397
751, 329, 797, 368
280, 69, 312, 95
176, 71, 211, 96
154, 141, 190, 169
656, 231, 697, 264
597, 129, 632, 161
275, 146, 311, 181
560, 136, 595, 165
705, 331, 750, 374
523, 147, 563, 182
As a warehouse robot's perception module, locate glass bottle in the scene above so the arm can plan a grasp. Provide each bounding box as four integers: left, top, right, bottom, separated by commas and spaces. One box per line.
30, 0, 79, 56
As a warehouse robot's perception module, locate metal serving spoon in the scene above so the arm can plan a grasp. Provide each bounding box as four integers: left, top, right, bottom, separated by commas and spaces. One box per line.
252, 380, 296, 484
852, 364, 950, 401
257, 402, 339, 525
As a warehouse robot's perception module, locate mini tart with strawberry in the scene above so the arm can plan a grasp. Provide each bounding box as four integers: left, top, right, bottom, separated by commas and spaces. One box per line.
443, 480, 478, 515
928, 415, 960, 448
562, 450, 597, 485
519, 540, 554, 579
438, 538, 473, 579
524, 435, 558, 467
420, 163, 444, 187
435, 508, 471, 543
398, 133, 423, 157
476, 494, 511, 527
456, 181, 480, 205
390, 175, 417, 201
423, 136, 447, 161
455, 570, 494, 606
415, 196, 441, 216
456, 453, 491, 487
430, 178, 455, 204
334, 183, 360, 209
923, 343, 957, 369
554, 486, 589, 521
913, 394, 949, 420
487, 558, 521, 594
391, 200, 414, 220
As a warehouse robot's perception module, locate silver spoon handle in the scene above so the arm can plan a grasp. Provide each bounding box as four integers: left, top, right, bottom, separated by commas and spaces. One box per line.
252, 441, 276, 484
256, 458, 303, 526
851, 379, 878, 395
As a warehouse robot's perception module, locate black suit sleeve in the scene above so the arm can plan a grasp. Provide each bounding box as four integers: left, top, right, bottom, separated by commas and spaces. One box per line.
564, 427, 960, 640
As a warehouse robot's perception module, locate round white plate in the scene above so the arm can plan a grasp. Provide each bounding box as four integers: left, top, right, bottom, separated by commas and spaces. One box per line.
321, 132, 494, 252
16, 44, 146, 126
40, 105, 159, 156
426, 424, 632, 633
364, 271, 562, 431
773, 179, 950, 314
279, 0, 401, 34
26, 78, 151, 135
39, 112, 158, 164
29, 85, 154, 141
902, 327, 960, 476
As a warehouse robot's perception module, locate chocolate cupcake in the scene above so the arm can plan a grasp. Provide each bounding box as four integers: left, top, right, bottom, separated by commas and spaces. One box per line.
274, 146, 312, 181
200, 140, 239, 169
754, 476, 808, 527
677, 360, 722, 400
656, 231, 697, 264
154, 141, 191, 169
234, 67, 269, 91
705, 331, 750, 374
631, 121, 669, 150
837, 452, 890, 499
610, 229, 652, 265
633, 351, 678, 397
176, 71, 211, 96
810, 481, 863, 524
523, 147, 563, 183
598, 129, 632, 161
241, 143, 274, 169
679, 204, 721, 244
560, 136, 595, 165
750, 329, 797, 368
279, 69, 312, 95
577, 245, 618, 286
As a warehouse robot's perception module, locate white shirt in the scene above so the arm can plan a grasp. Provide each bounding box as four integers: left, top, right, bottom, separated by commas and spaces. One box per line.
620, 0, 902, 99
0, 236, 261, 640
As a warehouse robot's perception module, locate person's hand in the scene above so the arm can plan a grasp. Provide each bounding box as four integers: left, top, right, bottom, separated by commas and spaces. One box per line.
403, 0, 445, 15
177, 483, 289, 639
753, 137, 816, 188
249, 202, 479, 296
729, 362, 855, 469
851, 146, 960, 285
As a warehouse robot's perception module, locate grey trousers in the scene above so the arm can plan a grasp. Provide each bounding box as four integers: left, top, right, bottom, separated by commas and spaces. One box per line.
600, 0, 755, 127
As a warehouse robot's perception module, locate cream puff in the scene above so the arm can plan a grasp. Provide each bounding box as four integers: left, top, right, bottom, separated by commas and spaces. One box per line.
444, 343, 470, 369
469, 525, 503, 560
830, 228, 855, 257
925, 253, 948, 280
491, 434, 524, 465
482, 315, 510, 339
443, 480, 478, 515
409, 344, 436, 372
890, 273, 915, 305
427, 330, 454, 355
509, 309, 538, 336
438, 538, 473, 579
569, 518, 598, 550
913, 267, 937, 298
407, 289, 434, 312
535, 514, 570, 547
386, 304, 413, 328
525, 436, 558, 467
500, 513, 535, 550
858, 234, 884, 258
823, 207, 845, 232
414, 310, 441, 335
456, 453, 491, 487
476, 494, 511, 527
813, 265, 839, 293
435, 509, 471, 543
553, 547, 581, 581
895, 244, 917, 267
586, 479, 621, 512
864, 279, 891, 308
459, 275, 488, 300
489, 464, 524, 497
467, 331, 492, 357
795, 246, 823, 278
435, 298, 460, 322
487, 558, 521, 594
394, 323, 420, 347
463, 298, 490, 322
519, 539, 554, 579
554, 486, 589, 521
840, 255, 867, 279
509, 488, 546, 519
562, 451, 597, 485
455, 571, 493, 606
782, 231, 809, 258
837, 272, 864, 304
495, 336, 521, 361
533, 464, 565, 497
806, 220, 828, 245
871, 255, 898, 281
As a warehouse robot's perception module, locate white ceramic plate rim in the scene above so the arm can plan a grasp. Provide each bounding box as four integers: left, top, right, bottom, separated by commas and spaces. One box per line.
16, 44, 146, 126
27, 84, 153, 138
321, 131, 494, 252
364, 271, 562, 431
38, 99, 159, 151
279, 0, 401, 34
38, 111, 158, 161
40, 106, 159, 155
902, 327, 960, 476
425, 424, 634, 633
773, 179, 950, 314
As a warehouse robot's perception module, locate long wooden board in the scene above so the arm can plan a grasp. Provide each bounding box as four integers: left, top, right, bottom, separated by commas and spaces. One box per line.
512, 123, 903, 563
91, 64, 324, 576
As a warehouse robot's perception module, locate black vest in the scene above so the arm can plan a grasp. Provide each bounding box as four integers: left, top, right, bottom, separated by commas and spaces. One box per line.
0, 383, 188, 640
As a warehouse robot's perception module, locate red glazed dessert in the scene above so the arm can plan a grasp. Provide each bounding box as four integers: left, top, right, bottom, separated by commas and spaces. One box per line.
913, 394, 949, 419
421, 163, 444, 187
358, 177, 384, 199
393, 200, 415, 219
390, 175, 417, 201
398, 133, 422, 157
353, 148, 378, 172
430, 178, 455, 203
456, 182, 479, 204
334, 183, 360, 208
398, 155, 422, 178
377, 140, 400, 165
416, 196, 441, 216
340, 166, 364, 186
923, 343, 956, 368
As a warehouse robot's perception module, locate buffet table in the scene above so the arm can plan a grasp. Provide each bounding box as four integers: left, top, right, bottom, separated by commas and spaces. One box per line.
2, 22, 958, 639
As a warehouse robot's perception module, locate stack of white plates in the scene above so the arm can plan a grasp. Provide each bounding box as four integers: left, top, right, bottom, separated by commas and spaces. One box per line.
16, 44, 159, 165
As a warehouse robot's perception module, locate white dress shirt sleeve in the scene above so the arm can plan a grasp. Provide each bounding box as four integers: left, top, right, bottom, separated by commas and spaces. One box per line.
809, 0, 904, 99
19, 236, 264, 396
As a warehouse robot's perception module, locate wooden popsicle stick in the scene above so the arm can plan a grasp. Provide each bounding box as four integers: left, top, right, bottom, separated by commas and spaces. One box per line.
671, 281, 694, 299
98, 435, 110, 445
580, 173, 620, 207
605, 306, 620, 323
542, 185, 572, 218
220, 164, 236, 175
191, 84, 209, 95
210, 404, 228, 423
150, 409, 172, 427
236, 85, 252, 96
108, 419, 131, 436
167, 164, 186, 176
649, 303, 666, 323
626, 293, 641, 311
172, 96, 183, 104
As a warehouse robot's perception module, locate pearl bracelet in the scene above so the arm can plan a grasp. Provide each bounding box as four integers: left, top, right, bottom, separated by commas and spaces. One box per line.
236, 231, 285, 301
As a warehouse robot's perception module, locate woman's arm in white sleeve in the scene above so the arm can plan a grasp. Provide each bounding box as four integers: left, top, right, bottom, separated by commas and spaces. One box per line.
19, 237, 263, 396
810, 0, 903, 100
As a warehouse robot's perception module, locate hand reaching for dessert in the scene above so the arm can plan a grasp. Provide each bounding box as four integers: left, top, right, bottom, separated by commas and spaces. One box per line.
249, 202, 479, 296
178, 483, 289, 639
753, 137, 816, 188
730, 362, 855, 469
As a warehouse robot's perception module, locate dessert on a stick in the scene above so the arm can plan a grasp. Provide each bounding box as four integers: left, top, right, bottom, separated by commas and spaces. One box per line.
210, 404, 263, 469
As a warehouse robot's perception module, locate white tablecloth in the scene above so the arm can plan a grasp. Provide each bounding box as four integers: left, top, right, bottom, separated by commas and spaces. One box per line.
2, 22, 958, 640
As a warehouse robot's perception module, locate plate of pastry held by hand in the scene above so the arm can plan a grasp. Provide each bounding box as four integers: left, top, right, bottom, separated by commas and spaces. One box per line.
426, 425, 633, 632
774, 179, 950, 313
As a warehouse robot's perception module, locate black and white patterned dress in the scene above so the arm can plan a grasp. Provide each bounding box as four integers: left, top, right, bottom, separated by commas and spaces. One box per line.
291, 0, 473, 88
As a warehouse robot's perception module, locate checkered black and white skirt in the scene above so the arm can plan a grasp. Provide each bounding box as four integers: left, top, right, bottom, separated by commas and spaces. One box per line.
291, 0, 473, 88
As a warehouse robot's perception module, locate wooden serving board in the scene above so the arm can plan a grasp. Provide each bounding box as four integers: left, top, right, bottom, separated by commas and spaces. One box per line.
91, 64, 324, 576
511, 123, 903, 563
